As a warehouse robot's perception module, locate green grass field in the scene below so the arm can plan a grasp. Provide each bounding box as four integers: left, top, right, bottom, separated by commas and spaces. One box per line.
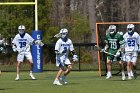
0, 71, 140, 93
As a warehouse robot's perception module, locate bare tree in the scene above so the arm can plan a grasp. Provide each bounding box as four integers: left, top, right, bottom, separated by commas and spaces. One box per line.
87, 0, 97, 62
125, 0, 130, 21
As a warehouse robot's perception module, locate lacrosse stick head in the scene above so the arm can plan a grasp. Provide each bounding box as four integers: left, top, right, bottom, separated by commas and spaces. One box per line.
54, 33, 61, 38
93, 45, 101, 51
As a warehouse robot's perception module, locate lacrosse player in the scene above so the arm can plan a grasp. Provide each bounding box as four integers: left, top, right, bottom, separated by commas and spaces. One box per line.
0, 34, 6, 76
123, 24, 140, 79
102, 25, 125, 80
53, 28, 78, 85
12, 25, 43, 80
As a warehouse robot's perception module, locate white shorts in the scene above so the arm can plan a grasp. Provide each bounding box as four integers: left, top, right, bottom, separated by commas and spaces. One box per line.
17, 51, 33, 62
122, 52, 138, 63
56, 55, 71, 67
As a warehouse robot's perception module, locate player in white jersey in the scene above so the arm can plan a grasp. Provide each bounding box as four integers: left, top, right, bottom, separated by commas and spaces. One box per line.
12, 25, 43, 80
53, 28, 78, 85
123, 24, 140, 79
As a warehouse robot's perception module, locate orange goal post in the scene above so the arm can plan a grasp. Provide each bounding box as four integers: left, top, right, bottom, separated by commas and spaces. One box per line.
96, 22, 140, 77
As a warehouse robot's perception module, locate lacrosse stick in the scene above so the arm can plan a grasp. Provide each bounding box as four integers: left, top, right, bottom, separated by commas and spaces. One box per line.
93, 45, 122, 58
93, 45, 102, 51
54, 33, 61, 38
34, 40, 44, 46
19, 40, 44, 52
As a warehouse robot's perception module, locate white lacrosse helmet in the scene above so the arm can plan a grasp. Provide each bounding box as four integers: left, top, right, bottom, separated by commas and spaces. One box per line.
59, 28, 68, 38
18, 25, 25, 35
127, 24, 134, 35
108, 25, 116, 34
127, 24, 134, 32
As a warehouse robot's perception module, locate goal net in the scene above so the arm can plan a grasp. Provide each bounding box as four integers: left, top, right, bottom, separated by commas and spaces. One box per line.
96, 22, 140, 76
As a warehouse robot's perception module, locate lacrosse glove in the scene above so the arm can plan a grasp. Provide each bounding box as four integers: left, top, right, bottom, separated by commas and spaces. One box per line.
73, 55, 78, 62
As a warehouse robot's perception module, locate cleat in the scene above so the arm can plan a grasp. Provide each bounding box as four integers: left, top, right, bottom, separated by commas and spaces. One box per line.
15, 77, 20, 81
53, 80, 62, 85
60, 76, 68, 84
106, 75, 112, 79
128, 76, 132, 80
29, 73, 36, 80
106, 73, 112, 79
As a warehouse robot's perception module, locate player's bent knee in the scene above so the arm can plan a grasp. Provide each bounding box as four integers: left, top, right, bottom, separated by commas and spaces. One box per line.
107, 61, 111, 64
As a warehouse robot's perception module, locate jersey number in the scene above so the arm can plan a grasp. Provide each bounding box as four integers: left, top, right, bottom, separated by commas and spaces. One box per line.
19, 42, 26, 48
127, 38, 135, 47
109, 41, 117, 49
62, 47, 67, 53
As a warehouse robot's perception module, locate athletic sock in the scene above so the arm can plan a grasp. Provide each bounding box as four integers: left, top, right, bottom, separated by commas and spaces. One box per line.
122, 71, 125, 75
128, 72, 131, 77
17, 74, 19, 78
30, 71, 33, 74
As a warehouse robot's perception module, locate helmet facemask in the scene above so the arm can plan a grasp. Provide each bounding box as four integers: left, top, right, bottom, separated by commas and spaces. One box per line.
19, 29, 25, 35
108, 25, 116, 35
61, 32, 68, 39
109, 29, 116, 34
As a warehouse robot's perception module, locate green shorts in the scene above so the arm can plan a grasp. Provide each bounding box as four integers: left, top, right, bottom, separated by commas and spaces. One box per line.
107, 49, 121, 62
107, 55, 121, 62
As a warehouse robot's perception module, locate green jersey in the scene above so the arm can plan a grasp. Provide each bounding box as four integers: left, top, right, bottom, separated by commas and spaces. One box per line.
105, 32, 124, 50
105, 32, 124, 60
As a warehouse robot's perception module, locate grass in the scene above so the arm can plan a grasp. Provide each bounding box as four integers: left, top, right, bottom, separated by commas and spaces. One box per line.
0, 71, 140, 93
0, 62, 99, 71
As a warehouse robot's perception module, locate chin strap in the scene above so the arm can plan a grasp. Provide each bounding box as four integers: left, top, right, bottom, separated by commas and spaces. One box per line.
19, 33, 25, 38
61, 37, 67, 42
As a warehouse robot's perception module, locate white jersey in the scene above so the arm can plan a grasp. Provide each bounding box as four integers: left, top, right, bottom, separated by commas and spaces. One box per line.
55, 38, 74, 66
55, 38, 74, 56
123, 32, 140, 52
12, 33, 34, 52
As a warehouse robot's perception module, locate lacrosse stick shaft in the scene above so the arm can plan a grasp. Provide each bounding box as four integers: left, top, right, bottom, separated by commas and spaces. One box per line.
94, 45, 121, 58
104, 51, 122, 58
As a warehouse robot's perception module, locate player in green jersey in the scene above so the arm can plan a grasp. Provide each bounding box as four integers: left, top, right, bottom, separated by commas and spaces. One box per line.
103, 25, 125, 80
